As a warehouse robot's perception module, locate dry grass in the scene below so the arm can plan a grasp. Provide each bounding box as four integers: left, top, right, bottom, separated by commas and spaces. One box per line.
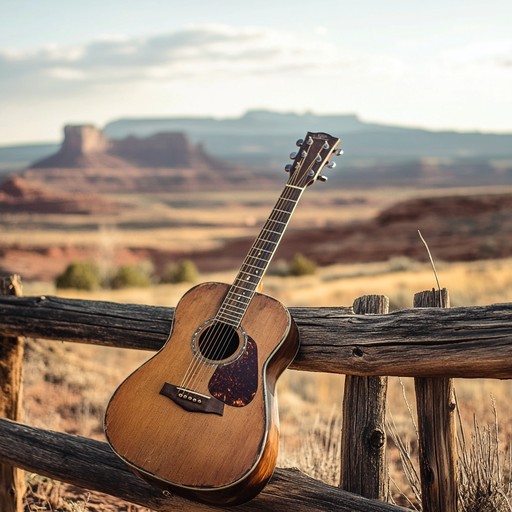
15, 252, 512, 510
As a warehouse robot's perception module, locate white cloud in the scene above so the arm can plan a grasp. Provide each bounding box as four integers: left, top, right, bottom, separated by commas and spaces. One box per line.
0, 24, 361, 97
0, 23, 511, 143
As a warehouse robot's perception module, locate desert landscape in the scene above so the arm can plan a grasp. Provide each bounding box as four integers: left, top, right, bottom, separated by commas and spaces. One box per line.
1, 119, 512, 511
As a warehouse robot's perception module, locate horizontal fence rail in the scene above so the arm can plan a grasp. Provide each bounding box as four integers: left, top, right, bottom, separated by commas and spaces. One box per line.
0, 418, 408, 512
1, 295, 512, 378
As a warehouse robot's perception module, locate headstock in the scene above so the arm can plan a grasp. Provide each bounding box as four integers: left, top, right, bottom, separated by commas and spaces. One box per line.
285, 132, 342, 188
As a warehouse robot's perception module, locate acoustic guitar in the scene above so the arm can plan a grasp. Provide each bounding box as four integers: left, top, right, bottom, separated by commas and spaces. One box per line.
104, 132, 342, 505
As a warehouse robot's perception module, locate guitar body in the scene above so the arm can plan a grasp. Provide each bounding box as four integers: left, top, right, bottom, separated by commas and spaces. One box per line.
104, 282, 299, 505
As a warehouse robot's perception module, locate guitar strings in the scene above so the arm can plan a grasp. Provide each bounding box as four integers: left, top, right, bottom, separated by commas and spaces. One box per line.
177, 185, 301, 393
180, 145, 322, 395
179, 140, 330, 394
180, 142, 324, 394
177, 178, 306, 393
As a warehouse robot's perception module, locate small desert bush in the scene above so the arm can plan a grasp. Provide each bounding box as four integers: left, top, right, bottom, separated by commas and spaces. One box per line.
109, 264, 152, 289
288, 253, 317, 276
162, 259, 199, 284
55, 261, 101, 291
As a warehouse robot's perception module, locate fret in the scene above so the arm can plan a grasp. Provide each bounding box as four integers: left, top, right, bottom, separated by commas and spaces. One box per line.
267, 217, 289, 225
224, 293, 251, 306
216, 309, 241, 321
255, 237, 277, 245
241, 262, 266, 271
249, 248, 273, 256
245, 255, 268, 264
261, 227, 283, 236
285, 184, 303, 191
279, 197, 298, 204
214, 314, 239, 327
272, 208, 292, 216
267, 218, 287, 226
219, 301, 246, 313
230, 282, 256, 293
238, 270, 261, 280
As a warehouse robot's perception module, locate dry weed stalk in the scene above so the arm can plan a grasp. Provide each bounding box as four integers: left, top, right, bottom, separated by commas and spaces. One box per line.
387, 384, 512, 512
457, 397, 512, 512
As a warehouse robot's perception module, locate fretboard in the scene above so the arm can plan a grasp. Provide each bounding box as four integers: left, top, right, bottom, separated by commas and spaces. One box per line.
216, 185, 304, 326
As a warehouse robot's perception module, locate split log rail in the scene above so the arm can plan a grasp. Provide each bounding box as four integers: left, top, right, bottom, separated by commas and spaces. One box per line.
1, 274, 512, 511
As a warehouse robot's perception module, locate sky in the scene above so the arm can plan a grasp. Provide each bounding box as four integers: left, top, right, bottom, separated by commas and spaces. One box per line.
0, 0, 511, 145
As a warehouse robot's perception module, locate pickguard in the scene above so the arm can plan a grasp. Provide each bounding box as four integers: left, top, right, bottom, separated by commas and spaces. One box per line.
208, 337, 258, 407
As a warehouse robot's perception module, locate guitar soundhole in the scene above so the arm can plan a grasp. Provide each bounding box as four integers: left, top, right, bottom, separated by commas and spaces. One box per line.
197, 322, 241, 362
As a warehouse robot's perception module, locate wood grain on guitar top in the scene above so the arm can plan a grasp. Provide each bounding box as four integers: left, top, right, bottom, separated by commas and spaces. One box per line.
104, 282, 299, 505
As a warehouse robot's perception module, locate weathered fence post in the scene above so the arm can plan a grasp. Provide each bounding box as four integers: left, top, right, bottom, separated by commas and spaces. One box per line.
0, 275, 25, 512
340, 294, 389, 500
414, 289, 457, 512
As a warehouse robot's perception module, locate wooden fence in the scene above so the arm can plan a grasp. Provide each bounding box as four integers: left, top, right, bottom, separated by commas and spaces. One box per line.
1, 273, 512, 511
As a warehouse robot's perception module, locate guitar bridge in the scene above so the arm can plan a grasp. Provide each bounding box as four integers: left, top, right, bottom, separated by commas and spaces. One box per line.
159, 382, 224, 416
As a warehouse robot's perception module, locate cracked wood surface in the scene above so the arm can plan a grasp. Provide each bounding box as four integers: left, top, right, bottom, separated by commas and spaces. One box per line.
1, 295, 512, 377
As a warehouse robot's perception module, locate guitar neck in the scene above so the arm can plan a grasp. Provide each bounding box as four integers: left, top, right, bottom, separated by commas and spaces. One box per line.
216, 184, 304, 327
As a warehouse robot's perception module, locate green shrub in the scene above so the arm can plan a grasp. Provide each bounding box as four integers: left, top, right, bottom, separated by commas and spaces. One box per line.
288, 253, 317, 276
55, 261, 101, 290
110, 264, 152, 289
162, 259, 199, 284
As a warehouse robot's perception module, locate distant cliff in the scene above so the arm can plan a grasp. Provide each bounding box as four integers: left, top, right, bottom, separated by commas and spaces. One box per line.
21, 124, 273, 193
31, 125, 229, 170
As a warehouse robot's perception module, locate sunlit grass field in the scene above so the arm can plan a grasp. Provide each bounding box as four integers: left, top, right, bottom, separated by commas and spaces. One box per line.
21, 255, 512, 510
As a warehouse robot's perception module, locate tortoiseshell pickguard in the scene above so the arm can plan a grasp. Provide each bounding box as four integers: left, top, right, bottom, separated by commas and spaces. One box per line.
208, 337, 258, 407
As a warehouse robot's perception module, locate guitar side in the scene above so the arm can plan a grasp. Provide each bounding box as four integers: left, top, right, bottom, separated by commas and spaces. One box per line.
104, 282, 299, 505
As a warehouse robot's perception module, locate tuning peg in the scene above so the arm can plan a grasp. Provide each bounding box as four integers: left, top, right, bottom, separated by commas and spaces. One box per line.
296, 138, 304, 147
326, 161, 336, 169
322, 142, 330, 150
289, 152, 297, 159
335, 148, 344, 156
284, 164, 293, 173
306, 137, 313, 145
317, 175, 328, 182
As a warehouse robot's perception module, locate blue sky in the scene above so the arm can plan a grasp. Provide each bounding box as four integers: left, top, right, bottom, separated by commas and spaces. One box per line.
1, 0, 511, 144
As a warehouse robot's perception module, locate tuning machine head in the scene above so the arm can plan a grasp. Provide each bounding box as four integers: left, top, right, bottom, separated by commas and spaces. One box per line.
317, 175, 328, 183
284, 163, 293, 173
